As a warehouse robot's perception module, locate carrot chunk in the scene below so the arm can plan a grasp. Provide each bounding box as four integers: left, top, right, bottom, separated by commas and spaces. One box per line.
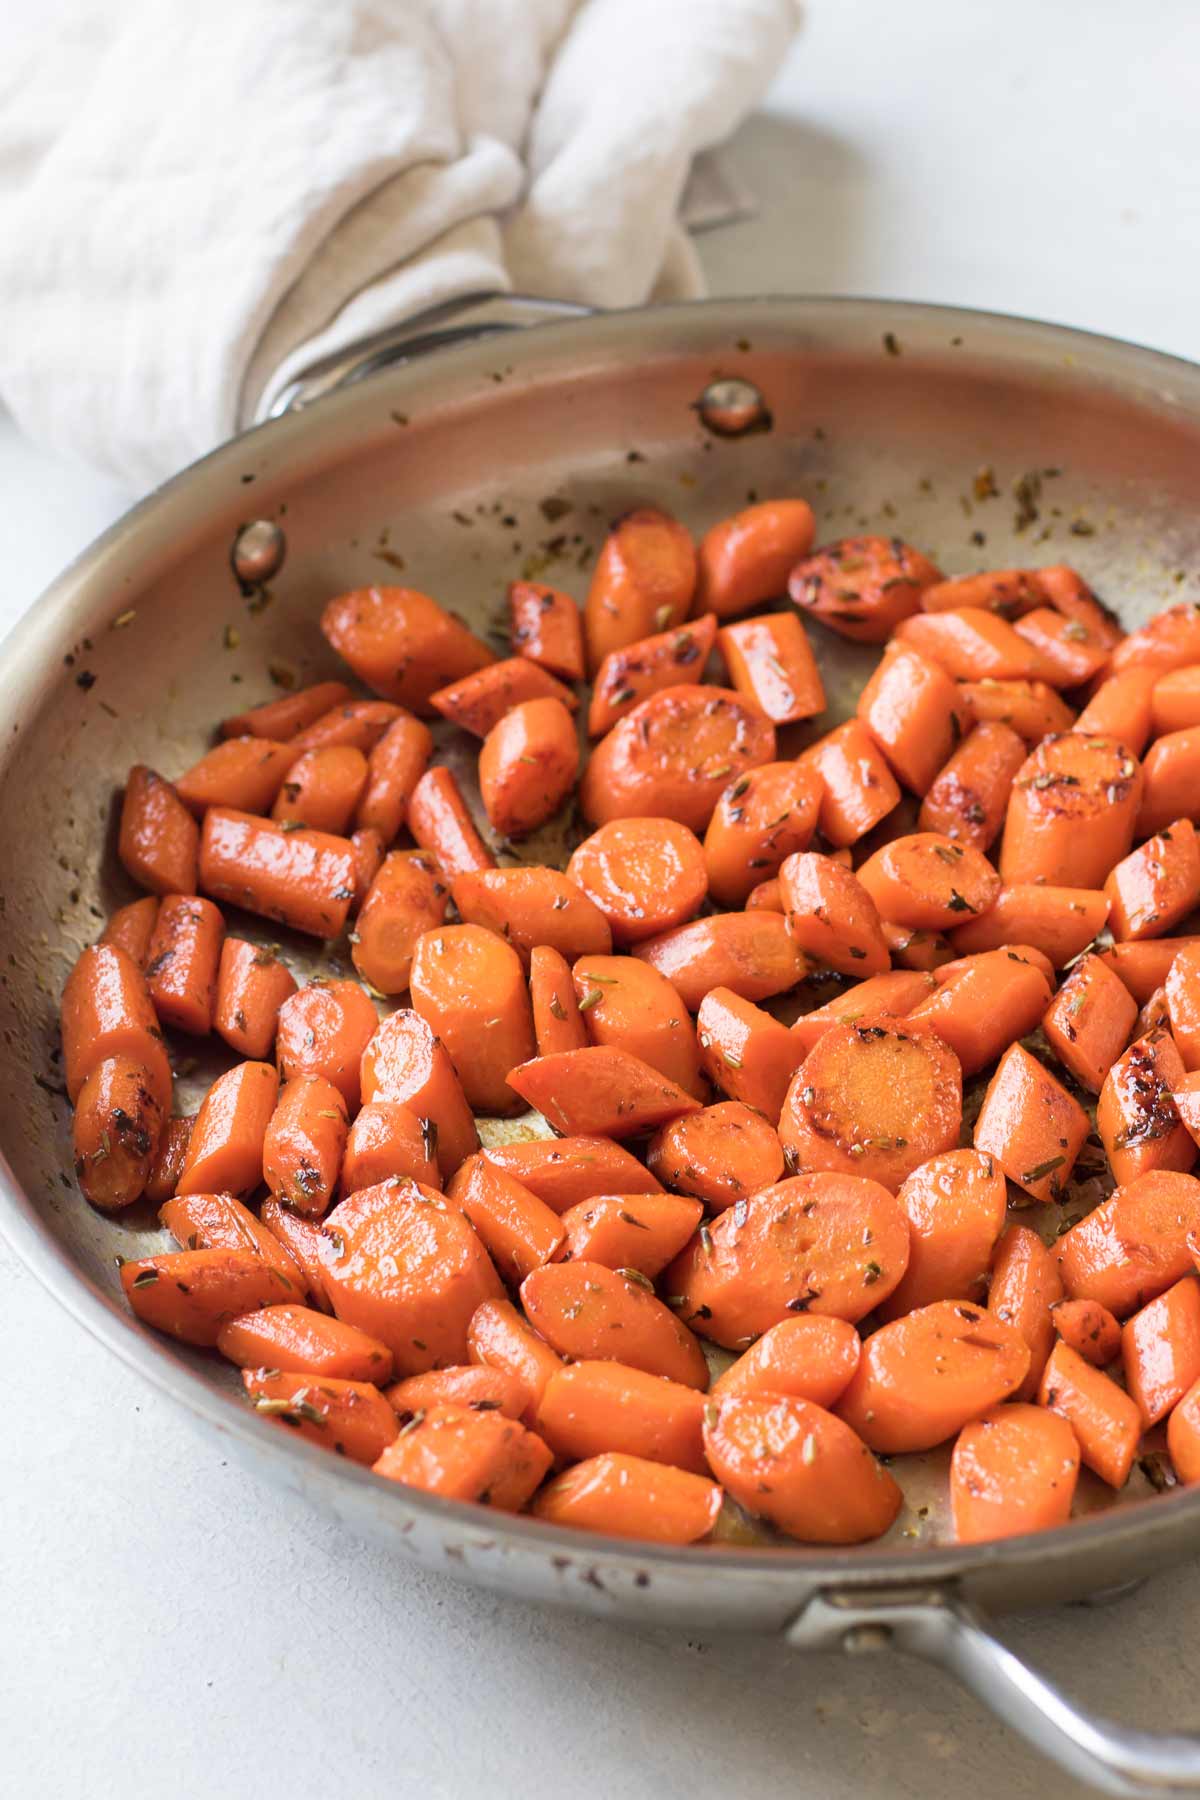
410, 923, 534, 1116
321, 585, 494, 713
260, 1200, 333, 1311
1057, 1169, 1200, 1316
1105, 819, 1200, 941
159, 1190, 304, 1288
271, 745, 369, 836
199, 807, 356, 939
1122, 1277, 1200, 1426
262, 1074, 348, 1215
532, 1452, 721, 1543
507, 1046, 702, 1139
917, 721, 1027, 851
647, 1102, 784, 1210
177, 1060, 278, 1196
119, 765, 199, 896
122, 1248, 299, 1346
557, 1193, 703, 1278
631, 910, 807, 1009
1137, 727, 1200, 838
1042, 953, 1139, 1092
430, 658, 578, 739
696, 498, 816, 618
1097, 1027, 1194, 1186
705, 1394, 901, 1543
711, 1315, 861, 1410
905, 948, 1050, 1076
959, 679, 1075, 745
921, 569, 1045, 616
349, 827, 385, 911
703, 761, 823, 907
359, 1009, 479, 1180
696, 987, 806, 1118
587, 614, 718, 738
717, 612, 826, 724
246, 1368, 397, 1466
1166, 945, 1200, 1071
406, 766, 495, 877
508, 579, 585, 683
145, 894, 224, 1036
950, 1405, 1079, 1543
789, 535, 941, 641
797, 719, 902, 848
384, 1366, 531, 1422
989, 1223, 1064, 1402
584, 507, 697, 674
567, 817, 709, 945
214, 938, 297, 1060
61, 943, 171, 1112
857, 832, 1000, 933
1101, 937, 1200, 1005
452, 867, 611, 963
341, 1101, 437, 1196
580, 685, 775, 834
878, 1149, 1007, 1320
1001, 733, 1142, 889
1012, 606, 1110, 687
572, 952, 701, 1097
446, 1154, 565, 1285
289, 700, 403, 758
520, 1261, 709, 1388
73, 1055, 164, 1211
1050, 1297, 1122, 1367
352, 849, 448, 995
1151, 665, 1200, 736
218, 1304, 394, 1383
468, 1298, 563, 1420
895, 608, 1054, 683
779, 850, 890, 977
1167, 1377, 1200, 1482
100, 896, 159, 970
478, 696, 578, 839
480, 1138, 662, 1214
535, 1361, 708, 1473
973, 1042, 1089, 1202
790, 969, 937, 1058
222, 681, 354, 742
948, 883, 1110, 967
1038, 1340, 1141, 1488
1033, 565, 1124, 649
530, 944, 588, 1055
145, 1113, 194, 1206
837, 1300, 1030, 1453
1110, 603, 1200, 679
1072, 667, 1156, 756
277, 979, 378, 1111
857, 641, 971, 795
177, 738, 298, 816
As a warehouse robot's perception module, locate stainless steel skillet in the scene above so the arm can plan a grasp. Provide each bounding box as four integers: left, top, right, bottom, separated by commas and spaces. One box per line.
4, 295, 1200, 1793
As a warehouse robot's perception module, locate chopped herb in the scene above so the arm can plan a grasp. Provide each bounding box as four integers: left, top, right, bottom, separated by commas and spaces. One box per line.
1023, 1155, 1066, 1184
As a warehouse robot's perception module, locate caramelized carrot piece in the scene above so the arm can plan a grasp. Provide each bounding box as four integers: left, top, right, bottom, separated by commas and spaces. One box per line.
631, 910, 807, 1008
384, 1365, 530, 1421
406, 766, 494, 877
536, 1361, 708, 1473
1097, 1028, 1194, 1186
1013, 607, 1110, 687
452, 867, 611, 963
1151, 665, 1200, 736
478, 696, 578, 839
1137, 728, 1200, 837
1174, 1071, 1200, 1144
947, 882, 1110, 966
1101, 936, 1200, 1004
508, 580, 585, 683
342, 1101, 437, 1195
1043, 952, 1139, 1092
790, 970, 937, 1057
557, 1193, 702, 1277
837, 1300, 1029, 1453
177, 1060, 278, 1196
1122, 1276, 1200, 1426
351, 849, 448, 995
532, 1451, 721, 1542
566, 817, 709, 944
520, 1261, 708, 1388
587, 614, 718, 737
857, 832, 1000, 932
746, 876, 783, 911
1170, 1376, 1200, 1483
647, 1102, 784, 1210
581, 685, 775, 834
447, 1154, 565, 1285
61, 943, 171, 1109
665, 1172, 911, 1343
480, 1139, 662, 1214
1050, 1297, 1122, 1367
199, 807, 356, 939
530, 945, 588, 1055
779, 1018, 962, 1193
695, 498, 816, 619
1000, 733, 1142, 888
711, 1315, 861, 1410
934, 940, 1053, 986
214, 938, 297, 1060
260, 1199, 332, 1312
717, 612, 825, 724
695, 987, 806, 1118
973, 1042, 1089, 1202
145, 1113, 195, 1206
857, 642, 971, 795
262, 1074, 348, 1215
159, 1189, 302, 1286
410, 923, 534, 1115
218, 1304, 394, 1383
222, 681, 354, 742
349, 827, 385, 911
73, 1055, 164, 1211
921, 569, 1045, 616
1038, 1341, 1140, 1488
1034, 565, 1124, 649
271, 745, 368, 835
895, 608, 1054, 683
878, 1149, 1007, 1320
950, 1405, 1079, 1543
145, 894, 223, 1035
321, 585, 494, 713
797, 719, 902, 848
990, 1222, 1064, 1402
374, 1401, 551, 1506
1110, 604, 1200, 678
777, 851, 890, 977
904, 949, 1050, 1076
1072, 667, 1157, 756
277, 979, 378, 1110
468, 1298, 563, 1420
359, 1008, 479, 1179
429, 657, 578, 739
245, 1368, 397, 1466
1056, 1169, 1200, 1316
123, 1248, 299, 1344
584, 507, 697, 674
289, 701, 406, 758
708, 1393, 900, 1543
959, 678, 1075, 744
1106, 818, 1200, 941
1136, 983, 1171, 1037
507, 1046, 702, 1139
572, 953, 702, 1097
119, 765, 200, 896
703, 761, 823, 907
176, 738, 298, 816
1167, 944, 1200, 1071
100, 897, 159, 970
917, 721, 1026, 851
789, 535, 941, 641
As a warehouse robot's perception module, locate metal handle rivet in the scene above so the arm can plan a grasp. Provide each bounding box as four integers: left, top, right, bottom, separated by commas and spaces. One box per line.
232, 520, 287, 588
695, 376, 772, 438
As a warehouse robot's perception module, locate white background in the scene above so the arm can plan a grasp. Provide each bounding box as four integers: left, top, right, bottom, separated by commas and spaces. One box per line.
5, 4, 1200, 1796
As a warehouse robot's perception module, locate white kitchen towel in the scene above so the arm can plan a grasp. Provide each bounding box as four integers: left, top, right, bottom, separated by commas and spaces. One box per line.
0, 0, 800, 492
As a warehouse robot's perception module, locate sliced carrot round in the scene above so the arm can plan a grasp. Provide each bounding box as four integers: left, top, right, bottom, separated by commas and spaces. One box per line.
836, 1299, 1030, 1452
519, 1260, 709, 1389
711, 1315, 861, 1410
566, 816, 709, 945
950, 1403, 1079, 1542
704, 1394, 901, 1543
646, 1101, 784, 1210
579, 685, 775, 834
856, 832, 1001, 932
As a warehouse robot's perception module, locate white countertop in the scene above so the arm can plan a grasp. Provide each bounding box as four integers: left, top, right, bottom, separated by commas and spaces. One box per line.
6, 5, 1200, 1795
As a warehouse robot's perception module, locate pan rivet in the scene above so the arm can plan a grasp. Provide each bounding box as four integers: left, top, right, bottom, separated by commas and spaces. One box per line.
232, 519, 287, 587
695, 376, 772, 438
842, 1624, 892, 1655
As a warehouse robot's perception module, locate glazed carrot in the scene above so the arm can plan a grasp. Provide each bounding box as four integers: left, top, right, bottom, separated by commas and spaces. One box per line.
410, 924, 534, 1115
1038, 1341, 1140, 1488
351, 849, 448, 995
789, 535, 941, 642
1106, 818, 1200, 941
1050, 1297, 1122, 1367
705, 1393, 900, 1543
507, 1046, 702, 1139
536, 1361, 708, 1474
1000, 733, 1142, 888
342, 1101, 437, 1195
695, 498, 816, 619
557, 1193, 703, 1277
61, 943, 171, 1109
1012, 607, 1110, 687
406, 766, 495, 877
260, 1199, 332, 1311
508, 579, 585, 682
100, 897, 159, 970
373, 1401, 551, 1506
905, 949, 1050, 1076
1137, 984, 1171, 1038
452, 867, 611, 963
1043, 953, 1139, 1092
572, 953, 702, 1097
1173, 1072, 1200, 1145
1071, 669, 1154, 762
145, 894, 223, 1035
587, 614, 718, 737
837, 1300, 1030, 1453
72, 1056, 164, 1211
647, 1102, 783, 1210
277, 979, 378, 1110
530, 945, 587, 1055
1122, 1275, 1200, 1428
447, 1154, 565, 1285
1097, 1028, 1194, 1186
717, 612, 826, 724
711, 1315, 861, 1410
222, 681, 354, 741
160, 1186, 307, 1283
262, 1074, 348, 1215
856, 832, 1000, 932
359, 1008, 479, 1179
665, 1172, 911, 1343
895, 608, 1053, 684
1170, 1379, 1200, 1486
123, 1249, 299, 1344
797, 719, 902, 848
218, 1304, 394, 1383
321, 585, 494, 713
213, 938, 297, 1060
1167, 944, 1200, 1071
877, 1149, 1007, 1322
779, 1017, 962, 1192
322, 1180, 503, 1372
349, 826, 385, 911
990, 1222, 1064, 1402
790, 973, 932, 1062
1101, 937, 1200, 1004
631, 910, 808, 1008
947, 882, 1110, 966
118, 766, 199, 896
199, 808, 356, 939
520, 1261, 708, 1388
973, 1042, 1089, 1202
272, 745, 368, 835
244, 1368, 398, 1467
951, 937, 1048, 989
384, 1365, 531, 1421
1057, 1169, 1200, 1316
917, 721, 1026, 851
1034, 565, 1124, 649
532, 1451, 721, 1543
144, 1113, 194, 1205
921, 569, 1045, 616
429, 657, 578, 738
584, 507, 697, 673
959, 678, 1075, 745
1151, 665, 1200, 735
467, 1298, 563, 1419
177, 1060, 278, 1196
857, 642, 971, 795
566, 817, 709, 944
746, 877, 783, 911
480, 1138, 662, 1214
478, 696, 578, 838
695, 987, 806, 1118
1137, 728, 1200, 837
703, 761, 823, 907
176, 738, 298, 815
950, 1405, 1079, 1543
780, 849, 892, 979
580, 685, 775, 834
1110, 603, 1200, 678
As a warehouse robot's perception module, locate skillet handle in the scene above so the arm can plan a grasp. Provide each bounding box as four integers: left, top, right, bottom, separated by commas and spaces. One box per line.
789, 1586, 1200, 1795
259, 292, 593, 421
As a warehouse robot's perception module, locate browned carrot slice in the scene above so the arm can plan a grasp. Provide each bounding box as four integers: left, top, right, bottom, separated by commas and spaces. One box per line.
214, 938, 297, 1060
321, 585, 494, 713
72, 1056, 164, 1211
1097, 1027, 1194, 1186
1167, 945, 1200, 1072
1042, 952, 1139, 1092
705, 1393, 901, 1543
62, 943, 171, 1111
1110, 603, 1200, 678
410, 923, 534, 1115
372, 1403, 553, 1510
1000, 733, 1142, 888
446, 1154, 565, 1285
276, 978, 379, 1110
145, 894, 224, 1036
904, 948, 1050, 1075
177, 1060, 278, 1196
507, 1046, 702, 1138
566, 816, 709, 944
1013, 607, 1110, 688
581, 683, 777, 835
430, 657, 578, 739
222, 681, 354, 742
245, 1368, 398, 1466
702, 761, 823, 908
587, 614, 718, 737
917, 720, 1027, 851
532, 1452, 721, 1542
119, 766, 199, 896
217, 1304, 394, 1383
584, 507, 697, 674
352, 849, 448, 995
837, 1300, 1030, 1452
856, 832, 1000, 932
480, 1138, 662, 1214
797, 719, 902, 848
1057, 1168, 1200, 1316
1101, 937, 1200, 1004
950, 1405, 1079, 1542
289, 700, 403, 758
572, 953, 702, 1097
557, 1193, 703, 1278
520, 1261, 708, 1388
631, 910, 807, 1010
857, 642, 971, 795
122, 1248, 298, 1345
262, 1074, 348, 1215
947, 882, 1110, 966
745, 876, 783, 910
535, 1360, 708, 1473
452, 867, 612, 963
647, 1102, 784, 1211
695, 987, 806, 1118
1034, 565, 1124, 649
789, 535, 941, 641
508, 579, 585, 682
1038, 1341, 1140, 1488
696, 498, 816, 619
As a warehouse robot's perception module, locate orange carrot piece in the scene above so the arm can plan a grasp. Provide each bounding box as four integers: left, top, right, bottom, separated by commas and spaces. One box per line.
520, 1260, 708, 1388
557, 1193, 703, 1278
145, 894, 223, 1037
72, 1055, 164, 1211
584, 507, 697, 674
1122, 1276, 1200, 1426
1057, 1169, 1200, 1316
837, 1300, 1030, 1453
695, 987, 806, 1118
1034, 565, 1124, 649
1043, 952, 1139, 1092
789, 969, 937, 1058
159, 1188, 302, 1285
384, 1365, 531, 1421
1000, 733, 1142, 888
746, 876, 783, 911
321, 585, 494, 713
580, 684, 775, 834
702, 760, 823, 907
647, 1102, 783, 1211
717, 611, 826, 725
950, 1404, 1079, 1543
1151, 665, 1200, 736
878, 1149, 1007, 1320
1175, 1070, 1200, 1145
508, 580, 585, 683
789, 535, 941, 642
374, 1402, 551, 1507
1072, 667, 1156, 756
857, 641, 971, 795
61, 942, 171, 1110
349, 827, 385, 911
507, 1045, 701, 1139
1102, 937, 1200, 1004
410, 923, 534, 1115
176, 738, 298, 816
359, 1008, 479, 1179
1170, 1377, 1200, 1482
177, 1060, 278, 1196
535, 1360, 708, 1474
1012, 607, 1110, 687
917, 721, 1026, 851
351, 848, 448, 996
480, 1138, 662, 1214
566, 816, 709, 944
532, 1451, 721, 1542
947, 882, 1110, 966
797, 719, 902, 848
990, 1222, 1064, 1402
904, 948, 1050, 1076
959, 678, 1075, 745
1050, 1297, 1122, 1367
1137, 983, 1171, 1037
341, 1101, 437, 1195
921, 569, 1045, 616
198, 807, 356, 939
711, 1315, 861, 1409
1038, 1340, 1140, 1488
288, 701, 406, 759
222, 681, 354, 742
696, 498, 816, 619
973, 1042, 1089, 1202
118, 766, 200, 896
123, 1248, 299, 1345
1105, 818, 1200, 941
631, 909, 807, 1009
100, 897, 159, 970
1167, 944, 1200, 1071
572, 953, 702, 1097
276, 979, 378, 1110
429, 657, 578, 739
1110, 603, 1200, 678
587, 614, 718, 738
218, 1303, 394, 1383
144, 1113, 194, 1206
776, 851, 888, 978
447, 1153, 565, 1285
856, 832, 1000, 932
1138, 727, 1200, 837
213, 938, 297, 1060
452, 867, 612, 963
245, 1368, 398, 1466
468, 1298, 563, 1420
262, 1074, 348, 1215
270, 746, 367, 835
530, 944, 588, 1055
895, 608, 1054, 683
1098, 1028, 1194, 1186
406, 765, 495, 877
706, 1394, 900, 1543
478, 696, 578, 839
260, 1199, 333, 1311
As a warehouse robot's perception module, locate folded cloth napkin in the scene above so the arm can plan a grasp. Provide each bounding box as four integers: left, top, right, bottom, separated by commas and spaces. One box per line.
0, 0, 799, 492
